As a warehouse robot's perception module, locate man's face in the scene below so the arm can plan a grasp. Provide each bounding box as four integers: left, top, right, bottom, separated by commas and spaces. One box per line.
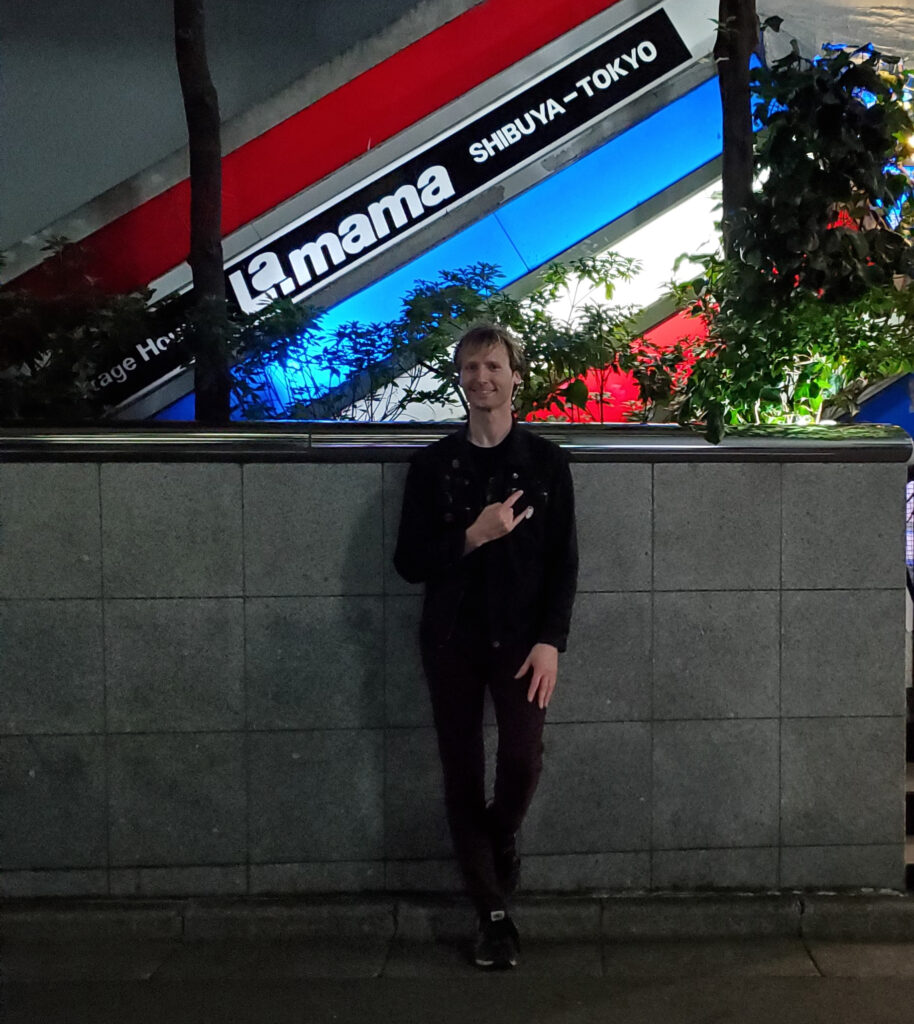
458, 341, 522, 413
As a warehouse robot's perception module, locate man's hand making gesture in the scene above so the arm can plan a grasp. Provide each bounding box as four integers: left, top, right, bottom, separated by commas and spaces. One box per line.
464, 489, 533, 553
463, 490, 557, 709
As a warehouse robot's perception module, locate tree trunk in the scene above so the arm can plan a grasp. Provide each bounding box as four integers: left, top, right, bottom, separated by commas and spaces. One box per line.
715, 0, 757, 257
174, 0, 231, 423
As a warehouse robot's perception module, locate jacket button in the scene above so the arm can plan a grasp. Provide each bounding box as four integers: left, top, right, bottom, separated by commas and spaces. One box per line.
491, 640, 501, 649
511, 472, 519, 480
452, 459, 460, 469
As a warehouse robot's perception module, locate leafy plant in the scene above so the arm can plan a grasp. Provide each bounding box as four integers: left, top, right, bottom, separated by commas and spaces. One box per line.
669, 45, 914, 441
0, 237, 322, 422
244, 253, 649, 422
0, 238, 157, 421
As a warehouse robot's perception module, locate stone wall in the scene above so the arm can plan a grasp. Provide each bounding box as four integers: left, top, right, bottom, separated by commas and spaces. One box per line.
0, 425, 908, 898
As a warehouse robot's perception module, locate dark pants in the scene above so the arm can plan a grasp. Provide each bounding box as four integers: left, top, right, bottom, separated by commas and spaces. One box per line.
421, 629, 547, 917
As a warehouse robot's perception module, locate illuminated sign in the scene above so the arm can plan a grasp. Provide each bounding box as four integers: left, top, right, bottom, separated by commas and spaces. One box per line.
225, 8, 690, 312
98, 4, 694, 407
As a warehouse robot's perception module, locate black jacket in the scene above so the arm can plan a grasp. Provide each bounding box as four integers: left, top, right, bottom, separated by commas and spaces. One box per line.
393, 423, 578, 651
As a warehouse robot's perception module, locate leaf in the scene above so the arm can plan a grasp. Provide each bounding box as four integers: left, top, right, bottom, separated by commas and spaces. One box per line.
562, 378, 590, 409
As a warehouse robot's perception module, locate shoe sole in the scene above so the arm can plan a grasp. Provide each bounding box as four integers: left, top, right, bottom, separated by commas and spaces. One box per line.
474, 957, 517, 969
473, 948, 518, 970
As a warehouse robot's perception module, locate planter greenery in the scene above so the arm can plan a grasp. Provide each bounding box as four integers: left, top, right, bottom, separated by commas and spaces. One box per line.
6, 38, 913, 437
254, 44, 914, 438
0, 240, 153, 421
668, 44, 914, 441
0, 238, 320, 423
0, 247, 656, 425
240, 254, 663, 423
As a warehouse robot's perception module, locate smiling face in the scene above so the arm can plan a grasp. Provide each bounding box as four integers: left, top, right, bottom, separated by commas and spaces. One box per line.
457, 339, 522, 414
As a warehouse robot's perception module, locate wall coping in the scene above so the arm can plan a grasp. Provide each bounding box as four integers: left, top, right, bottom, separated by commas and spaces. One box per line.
0, 421, 909, 463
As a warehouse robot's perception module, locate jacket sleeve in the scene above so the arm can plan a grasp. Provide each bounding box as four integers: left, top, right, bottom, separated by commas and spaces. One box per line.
392, 456, 468, 585
536, 455, 578, 652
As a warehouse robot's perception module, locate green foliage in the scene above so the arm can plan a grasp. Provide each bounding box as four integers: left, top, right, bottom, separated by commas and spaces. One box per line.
0, 237, 321, 422
670, 45, 914, 441
0, 238, 156, 421
739, 47, 914, 298
248, 254, 647, 422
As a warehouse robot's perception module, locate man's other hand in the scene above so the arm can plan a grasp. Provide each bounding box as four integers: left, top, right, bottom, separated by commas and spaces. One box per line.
515, 643, 559, 709
464, 490, 532, 552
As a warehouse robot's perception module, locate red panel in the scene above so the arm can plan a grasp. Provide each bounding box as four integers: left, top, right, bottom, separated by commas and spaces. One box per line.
14, 0, 622, 296
526, 309, 708, 423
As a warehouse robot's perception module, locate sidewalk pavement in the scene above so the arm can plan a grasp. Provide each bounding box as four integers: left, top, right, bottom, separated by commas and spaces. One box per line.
4, 894, 914, 1023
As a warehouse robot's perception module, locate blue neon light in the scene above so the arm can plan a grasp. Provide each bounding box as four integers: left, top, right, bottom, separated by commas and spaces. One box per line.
155, 77, 722, 420
494, 80, 722, 269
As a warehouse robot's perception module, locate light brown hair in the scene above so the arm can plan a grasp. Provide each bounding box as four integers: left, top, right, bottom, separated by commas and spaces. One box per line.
453, 323, 526, 375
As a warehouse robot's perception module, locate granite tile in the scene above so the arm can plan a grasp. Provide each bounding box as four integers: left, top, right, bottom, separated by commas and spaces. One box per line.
0, 869, 108, 898
383, 462, 420, 597
781, 591, 904, 717
523, 722, 651, 854
780, 844, 904, 890
654, 463, 780, 590
553, 592, 651, 722
384, 595, 430, 727
101, 463, 242, 597
0, 735, 106, 869
244, 463, 382, 596
0, 463, 101, 598
781, 717, 904, 846
573, 463, 652, 592
108, 733, 246, 866
653, 720, 779, 849
782, 463, 904, 589
249, 730, 384, 862
384, 858, 463, 892
0, 599, 104, 734
250, 861, 384, 894
246, 596, 384, 729
109, 865, 247, 897
522, 852, 650, 891
384, 727, 451, 859
651, 847, 779, 890
653, 591, 779, 720
106, 599, 244, 731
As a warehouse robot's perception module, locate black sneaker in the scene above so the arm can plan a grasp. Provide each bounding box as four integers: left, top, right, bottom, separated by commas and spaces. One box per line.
473, 910, 519, 969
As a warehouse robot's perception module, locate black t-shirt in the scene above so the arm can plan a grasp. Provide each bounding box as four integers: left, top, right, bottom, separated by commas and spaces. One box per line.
457, 434, 513, 640
465, 433, 512, 502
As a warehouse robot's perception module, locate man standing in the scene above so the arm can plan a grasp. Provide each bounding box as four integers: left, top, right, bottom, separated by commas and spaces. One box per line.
394, 323, 578, 969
